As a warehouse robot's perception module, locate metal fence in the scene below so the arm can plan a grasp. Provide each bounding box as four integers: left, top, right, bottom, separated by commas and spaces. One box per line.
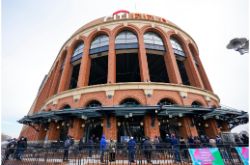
1, 143, 247, 165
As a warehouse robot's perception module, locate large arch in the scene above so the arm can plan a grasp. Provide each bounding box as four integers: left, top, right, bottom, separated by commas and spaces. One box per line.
142, 26, 179, 84
188, 42, 212, 91
85, 100, 102, 107
68, 39, 85, 89
88, 31, 110, 86
157, 98, 177, 105
59, 104, 71, 109
168, 32, 193, 86
120, 98, 141, 106
143, 30, 170, 83
115, 29, 141, 83
112, 24, 141, 38
191, 101, 204, 107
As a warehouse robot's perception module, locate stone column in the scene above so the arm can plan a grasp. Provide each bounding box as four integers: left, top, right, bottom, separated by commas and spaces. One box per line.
204, 119, 220, 138
37, 125, 47, 141
47, 122, 60, 140
144, 114, 160, 139
164, 37, 182, 84
58, 46, 74, 92
178, 117, 198, 138
103, 115, 117, 140
107, 35, 116, 84
138, 32, 150, 82
183, 44, 204, 88
195, 55, 213, 92
48, 58, 64, 96
68, 119, 84, 140
77, 40, 91, 87
221, 122, 230, 132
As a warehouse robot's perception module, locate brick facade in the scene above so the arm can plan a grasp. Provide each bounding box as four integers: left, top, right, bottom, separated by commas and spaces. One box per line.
20, 12, 225, 142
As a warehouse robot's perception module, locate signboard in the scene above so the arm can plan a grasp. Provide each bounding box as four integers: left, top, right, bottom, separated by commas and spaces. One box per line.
188, 148, 224, 165
120, 136, 129, 143
235, 147, 249, 165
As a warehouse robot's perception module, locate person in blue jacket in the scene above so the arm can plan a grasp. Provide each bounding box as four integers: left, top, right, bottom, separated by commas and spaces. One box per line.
127, 137, 136, 163
171, 134, 181, 163
100, 135, 107, 163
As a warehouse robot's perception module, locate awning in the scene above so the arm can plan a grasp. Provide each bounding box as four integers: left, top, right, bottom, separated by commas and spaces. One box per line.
18, 105, 248, 129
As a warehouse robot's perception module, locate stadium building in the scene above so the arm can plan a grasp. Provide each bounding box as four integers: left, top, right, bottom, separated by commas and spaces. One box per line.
19, 10, 248, 142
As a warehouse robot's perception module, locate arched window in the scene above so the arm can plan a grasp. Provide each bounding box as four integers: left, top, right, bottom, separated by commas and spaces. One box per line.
61, 105, 71, 109
171, 37, 190, 85
115, 31, 138, 49
170, 38, 185, 57
144, 32, 169, 83
86, 100, 102, 108
144, 32, 165, 51
69, 42, 83, 89
89, 35, 109, 55
158, 98, 176, 105
71, 42, 84, 62
191, 101, 202, 108
115, 31, 141, 83
120, 98, 140, 106
88, 35, 108, 85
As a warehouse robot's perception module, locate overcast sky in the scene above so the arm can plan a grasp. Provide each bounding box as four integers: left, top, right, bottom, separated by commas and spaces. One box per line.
2, 0, 249, 138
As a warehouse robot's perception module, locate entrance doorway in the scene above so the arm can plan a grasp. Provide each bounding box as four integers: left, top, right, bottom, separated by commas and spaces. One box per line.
158, 117, 179, 140
84, 119, 103, 143
117, 116, 144, 142
59, 125, 69, 141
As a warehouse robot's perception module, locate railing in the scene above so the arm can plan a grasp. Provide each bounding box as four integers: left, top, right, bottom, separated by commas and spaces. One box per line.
1, 143, 247, 165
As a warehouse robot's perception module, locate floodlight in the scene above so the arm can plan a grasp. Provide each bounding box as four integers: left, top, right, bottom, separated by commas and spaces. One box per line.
227, 38, 249, 55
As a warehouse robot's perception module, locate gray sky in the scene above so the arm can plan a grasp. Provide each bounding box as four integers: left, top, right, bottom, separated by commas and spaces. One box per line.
2, 0, 249, 138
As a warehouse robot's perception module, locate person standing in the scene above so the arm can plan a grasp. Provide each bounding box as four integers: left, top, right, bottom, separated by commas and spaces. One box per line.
4, 138, 17, 160
241, 134, 249, 145
128, 137, 136, 163
63, 136, 72, 161
78, 137, 84, 152
100, 135, 107, 163
171, 134, 181, 163
15, 137, 27, 160
87, 137, 94, 157
109, 139, 116, 162
142, 137, 152, 164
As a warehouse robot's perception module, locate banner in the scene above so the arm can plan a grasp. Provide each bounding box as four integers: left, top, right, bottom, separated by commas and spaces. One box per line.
188, 148, 224, 165
235, 147, 249, 165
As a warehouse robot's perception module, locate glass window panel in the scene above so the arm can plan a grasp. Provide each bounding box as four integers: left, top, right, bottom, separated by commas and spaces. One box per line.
90, 35, 109, 49
115, 31, 138, 44
72, 42, 84, 57
144, 32, 164, 46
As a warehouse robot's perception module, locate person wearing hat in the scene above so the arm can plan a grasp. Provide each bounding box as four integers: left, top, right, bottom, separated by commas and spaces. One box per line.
127, 136, 136, 163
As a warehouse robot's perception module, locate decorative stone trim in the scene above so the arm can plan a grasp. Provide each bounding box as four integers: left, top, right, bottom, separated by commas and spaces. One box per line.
144, 89, 153, 97
43, 82, 219, 107
73, 94, 81, 102
179, 91, 188, 98
105, 90, 115, 99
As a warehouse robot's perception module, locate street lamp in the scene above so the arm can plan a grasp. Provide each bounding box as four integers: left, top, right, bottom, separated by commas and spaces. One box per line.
227, 38, 249, 55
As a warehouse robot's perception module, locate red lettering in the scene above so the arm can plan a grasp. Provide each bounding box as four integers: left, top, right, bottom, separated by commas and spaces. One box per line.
134, 13, 142, 19
145, 14, 154, 20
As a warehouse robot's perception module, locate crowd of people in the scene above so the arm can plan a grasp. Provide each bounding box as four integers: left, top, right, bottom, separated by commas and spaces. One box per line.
3, 133, 248, 163
3, 136, 28, 161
